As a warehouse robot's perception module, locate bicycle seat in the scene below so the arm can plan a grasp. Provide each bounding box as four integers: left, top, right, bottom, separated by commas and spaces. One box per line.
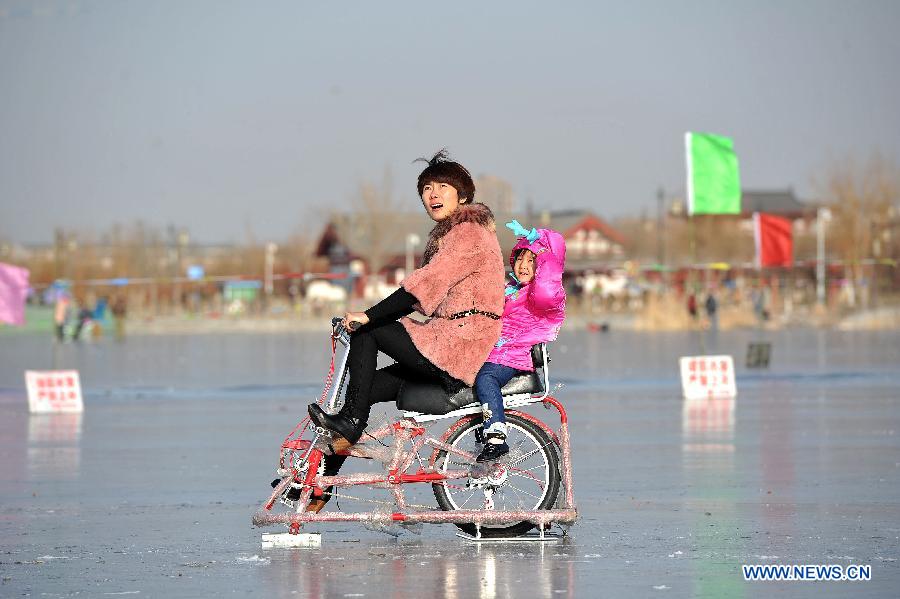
396, 345, 547, 415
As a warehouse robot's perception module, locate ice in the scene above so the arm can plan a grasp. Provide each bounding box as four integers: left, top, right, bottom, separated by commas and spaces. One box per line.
1, 329, 899, 596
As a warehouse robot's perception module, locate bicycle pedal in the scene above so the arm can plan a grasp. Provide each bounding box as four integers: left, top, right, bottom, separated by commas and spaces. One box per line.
308, 423, 334, 438
467, 471, 490, 487
469, 463, 491, 479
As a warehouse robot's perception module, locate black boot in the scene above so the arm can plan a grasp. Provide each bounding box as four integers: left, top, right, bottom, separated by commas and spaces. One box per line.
476, 441, 510, 463
307, 404, 368, 444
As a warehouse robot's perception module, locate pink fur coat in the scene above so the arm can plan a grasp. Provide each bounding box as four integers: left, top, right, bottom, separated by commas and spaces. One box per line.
400, 203, 505, 385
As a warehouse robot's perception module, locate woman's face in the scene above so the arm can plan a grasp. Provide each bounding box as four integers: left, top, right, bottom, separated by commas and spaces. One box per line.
514, 249, 536, 284
421, 180, 462, 222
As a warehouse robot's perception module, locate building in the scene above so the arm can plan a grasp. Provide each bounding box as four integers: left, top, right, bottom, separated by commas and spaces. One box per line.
740, 189, 812, 220
313, 208, 627, 282
737, 189, 817, 235
538, 210, 626, 273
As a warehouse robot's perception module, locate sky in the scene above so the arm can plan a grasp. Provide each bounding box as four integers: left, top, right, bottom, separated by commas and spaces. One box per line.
1, 0, 899, 244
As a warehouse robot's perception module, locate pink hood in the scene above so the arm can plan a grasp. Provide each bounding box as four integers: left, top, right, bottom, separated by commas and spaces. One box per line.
485, 227, 566, 371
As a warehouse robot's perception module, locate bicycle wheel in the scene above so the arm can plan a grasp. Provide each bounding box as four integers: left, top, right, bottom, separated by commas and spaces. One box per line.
432, 413, 561, 538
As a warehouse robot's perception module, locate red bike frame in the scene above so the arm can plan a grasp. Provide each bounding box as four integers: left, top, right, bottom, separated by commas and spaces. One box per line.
252, 320, 577, 537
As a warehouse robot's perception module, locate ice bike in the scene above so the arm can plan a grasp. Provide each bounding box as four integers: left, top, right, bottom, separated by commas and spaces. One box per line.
252, 318, 577, 539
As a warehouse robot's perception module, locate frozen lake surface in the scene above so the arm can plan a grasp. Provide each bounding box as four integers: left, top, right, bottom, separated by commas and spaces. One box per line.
1, 328, 899, 597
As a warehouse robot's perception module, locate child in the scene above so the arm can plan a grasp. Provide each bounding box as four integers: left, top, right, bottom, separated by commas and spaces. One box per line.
474, 220, 566, 463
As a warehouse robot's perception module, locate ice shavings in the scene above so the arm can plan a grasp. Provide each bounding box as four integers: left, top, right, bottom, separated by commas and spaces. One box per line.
236, 554, 271, 564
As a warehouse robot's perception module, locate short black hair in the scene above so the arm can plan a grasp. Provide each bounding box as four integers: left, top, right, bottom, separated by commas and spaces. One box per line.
415, 149, 476, 203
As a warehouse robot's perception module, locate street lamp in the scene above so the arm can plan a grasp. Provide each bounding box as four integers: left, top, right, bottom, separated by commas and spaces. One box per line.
816, 207, 832, 306
264, 242, 278, 295
656, 186, 666, 267
405, 234, 420, 278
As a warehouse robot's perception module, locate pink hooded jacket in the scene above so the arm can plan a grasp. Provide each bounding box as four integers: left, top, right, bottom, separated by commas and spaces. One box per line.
485, 227, 567, 371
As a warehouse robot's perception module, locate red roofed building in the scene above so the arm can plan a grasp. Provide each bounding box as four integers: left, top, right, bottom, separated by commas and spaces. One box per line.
533, 210, 626, 272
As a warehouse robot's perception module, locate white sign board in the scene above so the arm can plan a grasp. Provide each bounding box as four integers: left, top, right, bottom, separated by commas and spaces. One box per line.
679, 355, 737, 400
25, 370, 84, 413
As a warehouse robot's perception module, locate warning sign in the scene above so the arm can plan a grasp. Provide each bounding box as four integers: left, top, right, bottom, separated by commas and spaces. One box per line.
25, 370, 84, 413
678, 355, 737, 400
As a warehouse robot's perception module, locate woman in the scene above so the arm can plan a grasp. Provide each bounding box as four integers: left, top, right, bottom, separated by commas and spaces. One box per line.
306, 150, 505, 512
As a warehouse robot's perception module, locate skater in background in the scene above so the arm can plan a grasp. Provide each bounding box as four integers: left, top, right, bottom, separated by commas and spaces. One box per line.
71, 298, 93, 341
111, 295, 128, 342
686, 292, 698, 323
54, 293, 71, 342
705, 291, 718, 332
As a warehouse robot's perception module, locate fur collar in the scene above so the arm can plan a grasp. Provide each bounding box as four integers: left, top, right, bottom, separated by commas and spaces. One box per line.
422, 203, 496, 266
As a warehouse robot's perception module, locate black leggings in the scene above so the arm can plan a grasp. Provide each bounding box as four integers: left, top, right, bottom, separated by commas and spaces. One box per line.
324, 321, 445, 475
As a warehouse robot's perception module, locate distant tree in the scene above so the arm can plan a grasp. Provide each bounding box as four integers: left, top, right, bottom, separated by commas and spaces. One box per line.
475, 174, 514, 213
816, 154, 899, 269
617, 212, 755, 266
334, 167, 405, 277
285, 235, 313, 271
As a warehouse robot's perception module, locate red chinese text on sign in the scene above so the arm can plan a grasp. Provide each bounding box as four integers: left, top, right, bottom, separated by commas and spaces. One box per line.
25, 370, 84, 414
679, 356, 737, 400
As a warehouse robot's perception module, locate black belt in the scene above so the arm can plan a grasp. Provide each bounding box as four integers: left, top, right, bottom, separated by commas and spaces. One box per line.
447, 309, 501, 320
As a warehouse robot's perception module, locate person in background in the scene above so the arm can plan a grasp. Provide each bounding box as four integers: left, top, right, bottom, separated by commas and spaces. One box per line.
54, 293, 70, 342
71, 298, 93, 342
111, 295, 127, 342
686, 292, 698, 322
705, 291, 718, 332
751, 285, 769, 324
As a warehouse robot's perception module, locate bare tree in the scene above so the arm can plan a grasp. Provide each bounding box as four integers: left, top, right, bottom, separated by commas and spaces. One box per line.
475, 174, 514, 213
334, 166, 406, 277
814, 154, 900, 306
816, 154, 899, 265
283, 219, 318, 275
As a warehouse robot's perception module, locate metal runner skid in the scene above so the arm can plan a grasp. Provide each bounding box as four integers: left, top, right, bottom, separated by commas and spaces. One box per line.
456, 529, 565, 543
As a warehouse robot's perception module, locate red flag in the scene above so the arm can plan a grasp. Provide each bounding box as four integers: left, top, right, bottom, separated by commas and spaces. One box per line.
753, 213, 793, 267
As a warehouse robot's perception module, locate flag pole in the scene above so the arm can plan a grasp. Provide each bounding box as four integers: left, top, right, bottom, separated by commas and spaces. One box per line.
752, 212, 761, 269
685, 131, 697, 279
752, 212, 764, 332
684, 132, 703, 350
816, 207, 826, 306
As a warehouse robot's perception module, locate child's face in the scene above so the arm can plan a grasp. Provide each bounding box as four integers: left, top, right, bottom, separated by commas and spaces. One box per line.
514, 249, 536, 284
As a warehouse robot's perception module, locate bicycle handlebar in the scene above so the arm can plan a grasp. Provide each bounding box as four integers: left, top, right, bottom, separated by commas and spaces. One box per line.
331, 316, 359, 345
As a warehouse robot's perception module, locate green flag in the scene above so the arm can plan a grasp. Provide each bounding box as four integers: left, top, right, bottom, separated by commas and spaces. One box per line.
685, 132, 741, 215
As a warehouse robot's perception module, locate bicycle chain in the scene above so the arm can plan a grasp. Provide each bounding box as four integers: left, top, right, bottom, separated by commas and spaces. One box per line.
320, 488, 450, 512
